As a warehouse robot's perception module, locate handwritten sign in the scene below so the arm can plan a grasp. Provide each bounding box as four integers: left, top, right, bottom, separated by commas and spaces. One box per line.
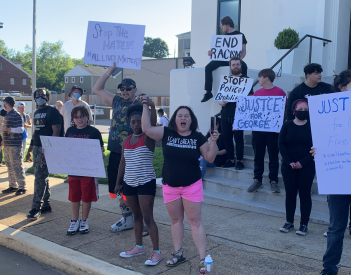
40, 136, 106, 178
209, 35, 242, 61
214, 75, 254, 102
233, 96, 286, 132
308, 91, 351, 194
83, 21, 145, 69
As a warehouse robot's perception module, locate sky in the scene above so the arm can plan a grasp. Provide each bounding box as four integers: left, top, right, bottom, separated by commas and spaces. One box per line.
0, 0, 192, 59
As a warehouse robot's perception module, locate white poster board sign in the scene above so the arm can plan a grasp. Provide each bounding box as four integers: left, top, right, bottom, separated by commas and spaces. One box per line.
83, 21, 145, 69
40, 136, 106, 178
233, 96, 286, 132
214, 75, 254, 102
308, 91, 351, 194
209, 34, 242, 61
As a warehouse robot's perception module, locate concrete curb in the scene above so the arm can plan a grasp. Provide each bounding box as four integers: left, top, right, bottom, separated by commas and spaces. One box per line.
0, 224, 143, 275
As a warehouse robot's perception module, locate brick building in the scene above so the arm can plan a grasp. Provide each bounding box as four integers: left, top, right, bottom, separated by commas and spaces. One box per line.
0, 54, 31, 94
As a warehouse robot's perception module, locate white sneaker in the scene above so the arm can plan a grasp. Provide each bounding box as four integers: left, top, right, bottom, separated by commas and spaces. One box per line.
67, 220, 80, 235
110, 216, 134, 232
79, 219, 89, 234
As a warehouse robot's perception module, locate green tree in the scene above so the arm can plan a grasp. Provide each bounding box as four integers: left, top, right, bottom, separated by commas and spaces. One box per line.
142, 37, 169, 58
0, 39, 17, 59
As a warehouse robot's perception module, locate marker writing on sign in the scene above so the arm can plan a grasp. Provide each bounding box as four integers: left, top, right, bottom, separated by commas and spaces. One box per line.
92, 24, 129, 39
239, 98, 282, 112
318, 97, 349, 114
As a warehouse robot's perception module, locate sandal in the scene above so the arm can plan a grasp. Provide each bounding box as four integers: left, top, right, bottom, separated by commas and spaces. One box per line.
165, 248, 186, 267
142, 225, 149, 237
199, 258, 205, 273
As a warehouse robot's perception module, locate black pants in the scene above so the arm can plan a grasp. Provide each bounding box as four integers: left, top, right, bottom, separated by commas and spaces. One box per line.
205, 60, 248, 92
221, 116, 244, 161
281, 162, 316, 225
107, 152, 121, 195
252, 131, 279, 182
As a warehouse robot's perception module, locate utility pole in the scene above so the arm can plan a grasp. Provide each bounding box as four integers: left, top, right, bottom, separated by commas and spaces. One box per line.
31, 0, 36, 137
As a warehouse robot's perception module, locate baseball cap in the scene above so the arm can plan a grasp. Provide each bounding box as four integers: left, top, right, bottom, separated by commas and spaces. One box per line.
117, 78, 136, 89
3, 96, 15, 107
70, 85, 83, 96
17, 101, 25, 107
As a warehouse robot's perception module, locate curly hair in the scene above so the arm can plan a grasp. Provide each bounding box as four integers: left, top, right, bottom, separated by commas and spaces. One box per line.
334, 70, 351, 92
127, 104, 143, 121
304, 63, 323, 77
33, 88, 51, 101
70, 106, 90, 126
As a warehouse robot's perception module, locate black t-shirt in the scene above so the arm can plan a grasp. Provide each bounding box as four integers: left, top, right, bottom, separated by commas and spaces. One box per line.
287, 82, 334, 120
225, 31, 248, 44
162, 127, 207, 187
33, 106, 63, 147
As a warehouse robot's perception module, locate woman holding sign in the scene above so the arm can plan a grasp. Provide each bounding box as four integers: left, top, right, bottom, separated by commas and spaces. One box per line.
278, 99, 315, 236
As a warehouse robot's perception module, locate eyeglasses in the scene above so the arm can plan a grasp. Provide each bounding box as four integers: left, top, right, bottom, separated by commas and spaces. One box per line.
120, 86, 134, 92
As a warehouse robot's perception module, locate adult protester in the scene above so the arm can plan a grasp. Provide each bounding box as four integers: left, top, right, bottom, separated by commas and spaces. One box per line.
141, 102, 218, 272
26, 89, 63, 220
318, 70, 351, 275
278, 99, 314, 236
1, 97, 26, 196
93, 62, 141, 233
286, 63, 334, 120
219, 57, 253, 169
201, 16, 248, 103
17, 102, 32, 158
55, 100, 63, 111
247, 69, 286, 193
157, 109, 169, 127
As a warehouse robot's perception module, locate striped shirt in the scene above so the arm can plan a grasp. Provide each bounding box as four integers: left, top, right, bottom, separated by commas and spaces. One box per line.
3, 109, 23, 146
123, 134, 156, 187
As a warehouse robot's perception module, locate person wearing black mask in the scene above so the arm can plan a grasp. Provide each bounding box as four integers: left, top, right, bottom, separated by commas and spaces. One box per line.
278, 99, 315, 236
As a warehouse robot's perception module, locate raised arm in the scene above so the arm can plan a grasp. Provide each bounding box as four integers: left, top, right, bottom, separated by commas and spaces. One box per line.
25, 114, 32, 128
200, 131, 218, 163
141, 95, 164, 141
93, 62, 118, 107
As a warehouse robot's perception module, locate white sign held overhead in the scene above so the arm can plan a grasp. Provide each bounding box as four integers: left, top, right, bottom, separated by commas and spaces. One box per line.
209, 34, 243, 61
83, 21, 145, 69
233, 96, 286, 132
308, 91, 351, 194
40, 136, 106, 178
214, 75, 254, 102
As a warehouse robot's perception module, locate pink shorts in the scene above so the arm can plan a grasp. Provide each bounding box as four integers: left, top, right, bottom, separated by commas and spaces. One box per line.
162, 179, 203, 204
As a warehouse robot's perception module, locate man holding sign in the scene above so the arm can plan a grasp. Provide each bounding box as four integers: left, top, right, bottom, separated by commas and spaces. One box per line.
201, 16, 248, 103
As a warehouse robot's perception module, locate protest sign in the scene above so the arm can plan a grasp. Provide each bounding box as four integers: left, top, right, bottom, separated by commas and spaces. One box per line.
233, 96, 286, 132
83, 21, 145, 69
40, 136, 106, 178
308, 91, 351, 194
214, 75, 254, 102
209, 34, 242, 61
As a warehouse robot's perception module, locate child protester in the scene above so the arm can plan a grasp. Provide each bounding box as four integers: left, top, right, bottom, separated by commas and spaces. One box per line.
116, 100, 162, 266
65, 106, 104, 235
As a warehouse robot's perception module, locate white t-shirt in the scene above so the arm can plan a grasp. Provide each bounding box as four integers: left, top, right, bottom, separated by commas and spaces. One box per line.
158, 115, 169, 127
60, 100, 93, 132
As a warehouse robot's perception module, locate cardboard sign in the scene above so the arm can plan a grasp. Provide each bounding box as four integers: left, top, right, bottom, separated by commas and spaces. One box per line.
308, 91, 351, 194
209, 35, 242, 61
40, 136, 106, 178
83, 21, 145, 69
233, 96, 286, 132
214, 75, 254, 102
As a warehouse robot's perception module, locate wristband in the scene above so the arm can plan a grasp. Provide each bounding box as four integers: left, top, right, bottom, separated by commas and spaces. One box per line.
106, 72, 111, 77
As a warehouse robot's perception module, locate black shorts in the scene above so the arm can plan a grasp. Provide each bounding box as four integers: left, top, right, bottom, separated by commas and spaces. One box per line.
123, 179, 156, 197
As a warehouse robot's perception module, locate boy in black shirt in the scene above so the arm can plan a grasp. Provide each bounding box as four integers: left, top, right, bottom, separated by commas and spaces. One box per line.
201, 16, 248, 103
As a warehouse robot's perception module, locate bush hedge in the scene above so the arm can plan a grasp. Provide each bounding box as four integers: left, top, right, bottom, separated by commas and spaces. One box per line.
274, 28, 299, 49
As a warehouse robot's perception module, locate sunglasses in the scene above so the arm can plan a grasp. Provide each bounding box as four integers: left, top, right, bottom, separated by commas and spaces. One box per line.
120, 86, 134, 92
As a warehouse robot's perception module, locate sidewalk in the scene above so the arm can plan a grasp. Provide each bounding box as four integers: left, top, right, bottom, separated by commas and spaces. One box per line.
0, 165, 351, 274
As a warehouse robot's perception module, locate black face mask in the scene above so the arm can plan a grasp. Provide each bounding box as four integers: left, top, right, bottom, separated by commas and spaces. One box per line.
295, 110, 309, 121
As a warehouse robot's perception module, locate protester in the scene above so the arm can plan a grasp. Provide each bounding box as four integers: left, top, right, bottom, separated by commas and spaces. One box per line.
93, 62, 141, 233
286, 63, 334, 120
219, 57, 252, 169
141, 102, 218, 271
55, 100, 63, 111
201, 16, 248, 103
157, 109, 169, 127
1, 97, 26, 196
26, 89, 63, 220
247, 69, 286, 193
17, 102, 32, 158
318, 70, 351, 275
0, 133, 3, 166
65, 106, 104, 235
200, 117, 227, 179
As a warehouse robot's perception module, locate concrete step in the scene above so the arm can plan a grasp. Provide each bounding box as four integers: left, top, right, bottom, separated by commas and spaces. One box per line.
242, 154, 281, 171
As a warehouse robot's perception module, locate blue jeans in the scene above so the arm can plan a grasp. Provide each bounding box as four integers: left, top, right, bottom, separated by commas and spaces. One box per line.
200, 158, 216, 179
323, 195, 351, 274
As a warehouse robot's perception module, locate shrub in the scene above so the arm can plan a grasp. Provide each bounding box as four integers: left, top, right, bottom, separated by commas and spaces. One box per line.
274, 28, 299, 49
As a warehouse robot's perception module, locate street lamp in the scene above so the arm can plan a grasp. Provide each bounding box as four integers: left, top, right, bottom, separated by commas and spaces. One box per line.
0, 23, 3, 29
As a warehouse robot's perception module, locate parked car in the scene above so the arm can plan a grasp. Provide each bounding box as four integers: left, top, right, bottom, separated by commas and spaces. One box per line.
8, 91, 21, 97
89, 105, 104, 119
0, 90, 10, 97
50, 90, 58, 94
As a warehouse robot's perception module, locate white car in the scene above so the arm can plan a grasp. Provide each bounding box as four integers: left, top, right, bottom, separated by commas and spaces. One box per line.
0, 90, 10, 97
89, 105, 104, 118
8, 91, 21, 97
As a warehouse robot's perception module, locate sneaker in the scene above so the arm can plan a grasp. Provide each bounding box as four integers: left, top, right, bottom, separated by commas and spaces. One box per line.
79, 219, 89, 234
201, 92, 213, 103
279, 222, 294, 233
296, 224, 308, 236
120, 245, 146, 258
64, 178, 68, 183
270, 181, 280, 193
324, 231, 327, 237
145, 250, 163, 266
2, 187, 18, 193
235, 161, 244, 170
223, 160, 235, 168
27, 208, 41, 220
320, 269, 336, 275
15, 189, 26, 196
67, 220, 80, 235
41, 205, 52, 214
247, 179, 263, 192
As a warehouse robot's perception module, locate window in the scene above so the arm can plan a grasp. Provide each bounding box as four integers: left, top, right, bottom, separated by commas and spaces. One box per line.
83, 89, 86, 94
0, 63, 2, 70
217, 0, 241, 34
23, 79, 26, 85
71, 77, 75, 83
80, 77, 84, 83
10, 78, 14, 85
65, 77, 68, 83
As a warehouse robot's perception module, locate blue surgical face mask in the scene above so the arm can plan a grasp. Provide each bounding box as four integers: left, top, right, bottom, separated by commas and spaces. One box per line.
72, 93, 81, 100
35, 97, 47, 106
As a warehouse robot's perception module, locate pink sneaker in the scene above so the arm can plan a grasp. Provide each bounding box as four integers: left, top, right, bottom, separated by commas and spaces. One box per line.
145, 250, 163, 266
120, 245, 146, 258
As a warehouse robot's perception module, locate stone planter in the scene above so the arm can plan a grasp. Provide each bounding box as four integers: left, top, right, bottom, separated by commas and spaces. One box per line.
266, 48, 308, 75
